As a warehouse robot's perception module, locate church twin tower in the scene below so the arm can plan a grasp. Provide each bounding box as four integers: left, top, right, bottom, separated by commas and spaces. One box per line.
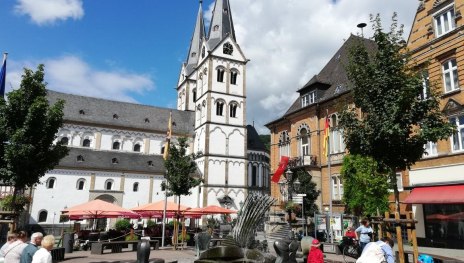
177, 0, 248, 209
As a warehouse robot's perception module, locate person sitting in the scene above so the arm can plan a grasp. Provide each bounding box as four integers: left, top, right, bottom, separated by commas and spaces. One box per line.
356, 237, 394, 263
307, 239, 324, 263
345, 227, 357, 239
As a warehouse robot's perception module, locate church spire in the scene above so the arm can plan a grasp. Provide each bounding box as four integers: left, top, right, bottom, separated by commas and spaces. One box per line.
186, 1, 205, 74
207, 0, 236, 48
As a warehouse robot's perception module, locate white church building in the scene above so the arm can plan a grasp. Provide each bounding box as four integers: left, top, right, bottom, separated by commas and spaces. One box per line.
26, 0, 270, 231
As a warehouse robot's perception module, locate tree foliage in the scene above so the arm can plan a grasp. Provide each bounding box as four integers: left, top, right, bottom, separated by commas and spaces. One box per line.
162, 137, 202, 198
0, 65, 68, 190
339, 14, 454, 211
341, 155, 389, 216
295, 169, 320, 217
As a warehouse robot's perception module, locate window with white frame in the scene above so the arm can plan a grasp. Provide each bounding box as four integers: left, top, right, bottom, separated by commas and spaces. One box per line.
434, 5, 456, 37
60, 137, 69, 145
216, 100, 225, 116
301, 91, 316, 107
38, 210, 48, 223
217, 68, 225, 82
133, 143, 141, 152
421, 70, 430, 100
82, 138, 91, 147
299, 128, 310, 156
133, 182, 139, 192
279, 131, 290, 158
105, 179, 114, 190
450, 115, 464, 151
332, 175, 343, 200
229, 103, 238, 118
330, 114, 345, 154
442, 59, 459, 93
230, 70, 238, 85
112, 141, 121, 150
389, 173, 404, 192
424, 141, 438, 157
46, 177, 56, 189
76, 178, 86, 190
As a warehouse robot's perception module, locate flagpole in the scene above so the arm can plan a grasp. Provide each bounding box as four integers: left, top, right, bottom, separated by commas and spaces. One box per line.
326, 109, 333, 244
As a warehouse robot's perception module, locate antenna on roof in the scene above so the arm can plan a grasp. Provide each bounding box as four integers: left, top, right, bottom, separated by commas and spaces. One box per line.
357, 22, 367, 37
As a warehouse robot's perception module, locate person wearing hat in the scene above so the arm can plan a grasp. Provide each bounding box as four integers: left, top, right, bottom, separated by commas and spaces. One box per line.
307, 239, 324, 263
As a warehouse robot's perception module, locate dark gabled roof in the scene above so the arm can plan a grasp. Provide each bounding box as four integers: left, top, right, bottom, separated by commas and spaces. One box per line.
58, 148, 165, 174
268, 34, 376, 125
246, 125, 267, 152
47, 90, 195, 135
185, 3, 206, 76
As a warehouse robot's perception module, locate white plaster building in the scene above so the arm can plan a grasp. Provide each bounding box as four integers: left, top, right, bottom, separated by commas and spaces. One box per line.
26, 0, 270, 231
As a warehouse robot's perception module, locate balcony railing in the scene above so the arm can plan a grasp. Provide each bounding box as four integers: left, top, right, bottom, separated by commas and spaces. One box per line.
288, 155, 318, 168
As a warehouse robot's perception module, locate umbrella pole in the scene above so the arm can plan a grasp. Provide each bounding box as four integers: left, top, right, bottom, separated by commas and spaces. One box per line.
161, 180, 168, 247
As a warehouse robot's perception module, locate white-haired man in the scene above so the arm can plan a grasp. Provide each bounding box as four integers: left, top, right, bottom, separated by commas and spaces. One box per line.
20, 232, 43, 263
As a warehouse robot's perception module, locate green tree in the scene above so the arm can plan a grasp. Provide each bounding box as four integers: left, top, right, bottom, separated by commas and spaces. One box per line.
339, 14, 454, 212
0, 65, 68, 202
341, 155, 389, 216
259, 134, 270, 152
295, 169, 319, 217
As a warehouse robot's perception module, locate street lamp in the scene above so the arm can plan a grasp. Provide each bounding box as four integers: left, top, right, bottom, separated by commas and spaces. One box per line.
278, 168, 302, 225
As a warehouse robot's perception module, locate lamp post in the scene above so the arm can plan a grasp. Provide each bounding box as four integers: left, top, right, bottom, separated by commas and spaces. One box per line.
278, 169, 301, 225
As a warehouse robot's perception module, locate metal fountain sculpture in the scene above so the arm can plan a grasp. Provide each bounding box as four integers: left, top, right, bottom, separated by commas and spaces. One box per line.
195, 194, 276, 263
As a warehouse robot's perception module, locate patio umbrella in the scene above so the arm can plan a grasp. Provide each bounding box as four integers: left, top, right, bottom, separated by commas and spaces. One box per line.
62, 199, 140, 220
448, 212, 464, 221
188, 205, 237, 215
426, 213, 451, 221
131, 200, 190, 218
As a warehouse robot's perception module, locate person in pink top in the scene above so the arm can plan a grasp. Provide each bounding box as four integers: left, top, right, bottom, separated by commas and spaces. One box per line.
307, 239, 324, 263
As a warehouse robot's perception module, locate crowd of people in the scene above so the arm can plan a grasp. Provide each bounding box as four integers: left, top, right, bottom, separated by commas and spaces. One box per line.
0, 231, 55, 263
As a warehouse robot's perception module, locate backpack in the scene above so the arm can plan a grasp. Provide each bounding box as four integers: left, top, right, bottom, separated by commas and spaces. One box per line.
356, 242, 386, 263
418, 254, 434, 263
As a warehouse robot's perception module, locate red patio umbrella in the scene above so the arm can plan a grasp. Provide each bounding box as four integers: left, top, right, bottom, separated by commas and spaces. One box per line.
62, 199, 140, 220
131, 200, 190, 218
184, 205, 236, 216
426, 213, 451, 221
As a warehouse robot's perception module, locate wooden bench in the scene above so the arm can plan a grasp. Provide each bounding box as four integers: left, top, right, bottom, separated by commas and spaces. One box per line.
90, 240, 159, 255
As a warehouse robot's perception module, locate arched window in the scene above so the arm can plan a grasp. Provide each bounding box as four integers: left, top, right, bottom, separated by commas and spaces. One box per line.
113, 114, 119, 119
192, 88, 197, 102
38, 210, 48, 223
213, 25, 219, 31
216, 68, 225, 82
133, 182, 139, 192
76, 178, 85, 190
46, 177, 56, 189
216, 100, 225, 116
230, 70, 238, 85
252, 165, 258, 187
133, 144, 141, 152
82, 139, 91, 147
60, 137, 69, 145
112, 158, 119, 164
105, 179, 114, 190
202, 46, 206, 58
112, 141, 121, 150
161, 145, 165, 155
229, 103, 238, 118
300, 128, 310, 156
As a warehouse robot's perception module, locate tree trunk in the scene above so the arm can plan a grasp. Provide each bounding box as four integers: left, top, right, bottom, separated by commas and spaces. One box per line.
390, 168, 400, 213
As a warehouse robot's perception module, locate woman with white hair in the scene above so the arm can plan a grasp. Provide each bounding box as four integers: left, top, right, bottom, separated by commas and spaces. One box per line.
31, 235, 54, 263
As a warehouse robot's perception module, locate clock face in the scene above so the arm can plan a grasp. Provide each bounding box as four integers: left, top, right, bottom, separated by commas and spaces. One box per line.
223, 43, 233, 55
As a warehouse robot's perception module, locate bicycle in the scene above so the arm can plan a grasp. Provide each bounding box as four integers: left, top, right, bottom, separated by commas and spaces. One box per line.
339, 237, 361, 263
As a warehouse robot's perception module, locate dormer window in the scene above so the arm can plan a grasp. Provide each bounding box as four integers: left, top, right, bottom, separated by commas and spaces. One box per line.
301, 91, 316, 107
434, 5, 456, 37
191, 52, 197, 57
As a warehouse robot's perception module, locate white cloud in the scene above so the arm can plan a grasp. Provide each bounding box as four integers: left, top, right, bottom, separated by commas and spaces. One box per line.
15, 0, 84, 25
225, 0, 418, 133
6, 56, 154, 103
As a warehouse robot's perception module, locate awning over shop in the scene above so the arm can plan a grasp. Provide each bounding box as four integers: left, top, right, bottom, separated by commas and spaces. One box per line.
404, 185, 464, 204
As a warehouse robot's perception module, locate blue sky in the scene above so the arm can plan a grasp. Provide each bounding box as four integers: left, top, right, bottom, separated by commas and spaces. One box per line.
1, 0, 418, 133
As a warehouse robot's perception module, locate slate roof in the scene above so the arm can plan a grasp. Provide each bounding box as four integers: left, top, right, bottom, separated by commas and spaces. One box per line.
58, 148, 165, 174
47, 91, 195, 135
267, 35, 376, 125
246, 125, 267, 152
207, 0, 236, 51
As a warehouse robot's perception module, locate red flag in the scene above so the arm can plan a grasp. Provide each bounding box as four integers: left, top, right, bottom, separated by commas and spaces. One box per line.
271, 156, 290, 183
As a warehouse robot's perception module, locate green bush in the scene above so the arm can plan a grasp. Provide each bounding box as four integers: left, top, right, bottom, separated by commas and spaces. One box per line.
146, 219, 156, 228
0, 195, 32, 212
115, 219, 131, 231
